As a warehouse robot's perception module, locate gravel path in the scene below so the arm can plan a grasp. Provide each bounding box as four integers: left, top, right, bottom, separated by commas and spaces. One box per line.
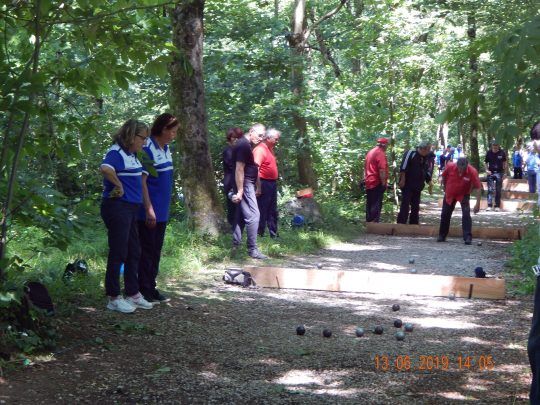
1, 195, 537, 404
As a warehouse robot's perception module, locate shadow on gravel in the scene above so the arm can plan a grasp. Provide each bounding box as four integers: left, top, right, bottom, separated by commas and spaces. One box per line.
1, 276, 531, 404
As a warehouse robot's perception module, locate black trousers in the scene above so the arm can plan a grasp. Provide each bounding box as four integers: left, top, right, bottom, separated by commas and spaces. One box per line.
397, 188, 421, 225
513, 167, 523, 179
100, 199, 141, 297
256, 179, 278, 237
365, 184, 385, 222
487, 173, 503, 208
138, 221, 167, 294
529, 275, 540, 403
438, 195, 472, 241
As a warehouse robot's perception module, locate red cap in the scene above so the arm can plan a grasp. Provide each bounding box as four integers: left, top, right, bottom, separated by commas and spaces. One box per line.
377, 138, 389, 145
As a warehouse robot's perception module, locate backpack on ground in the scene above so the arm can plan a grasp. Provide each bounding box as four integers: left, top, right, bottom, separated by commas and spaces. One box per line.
223, 269, 256, 287
24, 281, 55, 316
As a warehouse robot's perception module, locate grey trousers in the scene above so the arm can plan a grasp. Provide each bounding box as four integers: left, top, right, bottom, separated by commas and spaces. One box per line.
232, 182, 260, 253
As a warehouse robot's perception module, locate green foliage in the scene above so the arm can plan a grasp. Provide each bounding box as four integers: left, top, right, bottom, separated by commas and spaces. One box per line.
507, 222, 540, 294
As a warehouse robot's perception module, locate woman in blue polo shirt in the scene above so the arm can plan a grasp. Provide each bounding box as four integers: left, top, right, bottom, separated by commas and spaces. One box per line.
100, 119, 154, 313
138, 113, 178, 303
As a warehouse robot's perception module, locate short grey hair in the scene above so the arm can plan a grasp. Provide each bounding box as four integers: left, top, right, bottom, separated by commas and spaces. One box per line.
417, 140, 430, 149
264, 128, 281, 140
249, 123, 266, 135
457, 156, 468, 169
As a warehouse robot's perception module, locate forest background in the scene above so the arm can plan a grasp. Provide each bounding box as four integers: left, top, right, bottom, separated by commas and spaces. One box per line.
0, 0, 539, 357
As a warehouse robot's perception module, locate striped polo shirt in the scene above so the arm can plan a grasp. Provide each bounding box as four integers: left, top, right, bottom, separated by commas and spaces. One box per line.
139, 137, 174, 222
101, 143, 143, 204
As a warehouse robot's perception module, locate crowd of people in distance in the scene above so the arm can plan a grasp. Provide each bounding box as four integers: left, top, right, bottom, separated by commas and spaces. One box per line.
363, 121, 540, 246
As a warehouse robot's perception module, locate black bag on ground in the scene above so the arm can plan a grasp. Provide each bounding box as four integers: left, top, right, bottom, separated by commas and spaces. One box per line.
63, 259, 89, 281
223, 269, 255, 287
24, 281, 54, 316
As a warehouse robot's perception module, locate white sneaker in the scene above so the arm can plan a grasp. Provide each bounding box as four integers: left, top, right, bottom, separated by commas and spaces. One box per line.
107, 297, 136, 313
486, 206, 492, 211
126, 294, 153, 310
494, 207, 500, 212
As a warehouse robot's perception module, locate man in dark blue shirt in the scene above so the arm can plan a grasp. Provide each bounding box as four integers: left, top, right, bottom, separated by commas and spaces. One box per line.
231, 124, 268, 259
397, 141, 430, 224
484, 140, 507, 211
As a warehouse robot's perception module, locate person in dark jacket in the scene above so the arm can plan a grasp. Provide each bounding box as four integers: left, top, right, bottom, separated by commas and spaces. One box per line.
222, 127, 244, 227
397, 141, 430, 224
484, 140, 507, 211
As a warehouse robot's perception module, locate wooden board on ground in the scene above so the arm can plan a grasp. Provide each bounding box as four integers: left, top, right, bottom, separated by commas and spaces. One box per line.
245, 266, 506, 300
365, 222, 524, 240
437, 197, 534, 213
499, 190, 536, 200
296, 188, 313, 198
481, 181, 530, 192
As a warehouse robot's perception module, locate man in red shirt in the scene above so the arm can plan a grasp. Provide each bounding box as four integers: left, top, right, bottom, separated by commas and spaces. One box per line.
364, 138, 389, 222
437, 157, 481, 245
253, 128, 280, 238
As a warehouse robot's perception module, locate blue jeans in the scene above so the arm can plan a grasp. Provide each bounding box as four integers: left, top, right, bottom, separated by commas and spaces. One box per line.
100, 199, 141, 297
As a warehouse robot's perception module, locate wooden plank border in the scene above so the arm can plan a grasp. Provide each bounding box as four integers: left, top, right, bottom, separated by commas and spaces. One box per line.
365, 222, 524, 240
245, 266, 506, 300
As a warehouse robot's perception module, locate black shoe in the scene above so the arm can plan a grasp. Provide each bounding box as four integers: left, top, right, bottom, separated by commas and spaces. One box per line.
464, 238, 472, 245
142, 290, 159, 304
249, 250, 268, 260
270, 234, 280, 239
153, 289, 170, 303
437, 236, 446, 242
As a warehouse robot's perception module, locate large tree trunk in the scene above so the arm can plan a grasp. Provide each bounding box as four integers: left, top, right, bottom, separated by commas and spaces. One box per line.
169, 0, 225, 235
467, 13, 480, 170
288, 0, 318, 189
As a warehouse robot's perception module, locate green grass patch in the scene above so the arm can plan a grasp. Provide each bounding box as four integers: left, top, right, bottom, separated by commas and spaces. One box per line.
507, 221, 540, 294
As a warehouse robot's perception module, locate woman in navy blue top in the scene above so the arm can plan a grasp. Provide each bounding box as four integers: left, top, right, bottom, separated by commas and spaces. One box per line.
137, 113, 179, 303
100, 119, 154, 313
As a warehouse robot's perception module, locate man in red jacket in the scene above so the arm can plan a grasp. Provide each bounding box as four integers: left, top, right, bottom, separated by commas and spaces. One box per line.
364, 138, 389, 222
253, 128, 280, 238
437, 157, 481, 245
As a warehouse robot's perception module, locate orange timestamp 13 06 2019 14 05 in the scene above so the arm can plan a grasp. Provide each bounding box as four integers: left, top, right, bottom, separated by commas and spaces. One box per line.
373, 354, 495, 372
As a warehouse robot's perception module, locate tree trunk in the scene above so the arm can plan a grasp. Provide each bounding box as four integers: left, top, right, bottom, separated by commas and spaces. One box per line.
467, 13, 480, 170
288, 0, 318, 189
169, 0, 225, 236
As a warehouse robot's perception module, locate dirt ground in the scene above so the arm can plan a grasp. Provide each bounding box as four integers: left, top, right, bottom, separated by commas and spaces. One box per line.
0, 199, 536, 404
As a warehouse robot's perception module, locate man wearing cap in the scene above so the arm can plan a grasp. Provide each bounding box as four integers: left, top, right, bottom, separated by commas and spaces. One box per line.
484, 140, 507, 211
363, 138, 389, 222
437, 157, 481, 245
397, 141, 430, 224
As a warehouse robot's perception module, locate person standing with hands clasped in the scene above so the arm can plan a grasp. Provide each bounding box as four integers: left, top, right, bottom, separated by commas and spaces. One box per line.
138, 113, 179, 304
484, 140, 507, 211
437, 157, 481, 245
397, 141, 430, 225
100, 119, 154, 313
363, 138, 389, 223
231, 124, 268, 259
